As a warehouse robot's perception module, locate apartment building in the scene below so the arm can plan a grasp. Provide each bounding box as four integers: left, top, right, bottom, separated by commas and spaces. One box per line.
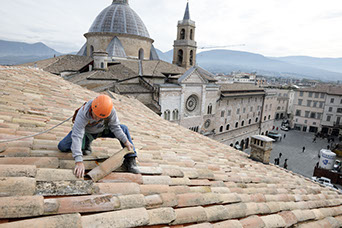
321, 87, 342, 136
212, 84, 266, 150
292, 85, 342, 135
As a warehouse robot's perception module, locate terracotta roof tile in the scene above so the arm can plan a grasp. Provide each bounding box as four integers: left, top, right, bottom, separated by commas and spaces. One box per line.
0, 213, 82, 228
0, 177, 36, 197
0, 196, 44, 219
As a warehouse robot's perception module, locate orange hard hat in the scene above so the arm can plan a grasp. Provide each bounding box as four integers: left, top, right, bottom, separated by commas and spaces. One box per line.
91, 95, 113, 118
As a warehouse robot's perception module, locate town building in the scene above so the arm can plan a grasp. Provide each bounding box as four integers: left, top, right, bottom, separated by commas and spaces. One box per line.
292, 85, 342, 136
321, 87, 342, 136
212, 83, 270, 149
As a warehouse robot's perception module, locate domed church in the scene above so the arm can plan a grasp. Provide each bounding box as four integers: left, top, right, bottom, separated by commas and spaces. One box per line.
77, 0, 159, 61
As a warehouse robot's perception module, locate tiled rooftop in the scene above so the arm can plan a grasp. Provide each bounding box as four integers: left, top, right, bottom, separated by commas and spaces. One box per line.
1, 66, 342, 227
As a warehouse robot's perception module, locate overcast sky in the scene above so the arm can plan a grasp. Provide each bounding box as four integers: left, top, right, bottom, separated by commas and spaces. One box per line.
1, 0, 341, 57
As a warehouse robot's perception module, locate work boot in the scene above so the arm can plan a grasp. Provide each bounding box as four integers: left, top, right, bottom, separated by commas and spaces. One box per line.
124, 157, 140, 174
82, 142, 92, 156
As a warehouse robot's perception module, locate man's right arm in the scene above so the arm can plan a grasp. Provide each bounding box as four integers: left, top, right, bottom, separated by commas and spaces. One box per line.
71, 111, 88, 163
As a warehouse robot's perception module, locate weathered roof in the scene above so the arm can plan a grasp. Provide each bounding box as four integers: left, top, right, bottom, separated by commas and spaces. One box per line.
1, 66, 342, 227
299, 84, 342, 96
19, 55, 93, 74
220, 83, 264, 92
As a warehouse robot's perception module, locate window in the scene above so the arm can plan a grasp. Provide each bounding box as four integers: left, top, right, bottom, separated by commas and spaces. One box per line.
300, 91, 304, 97
101, 62, 104, 69
189, 50, 194, 66
241, 121, 245, 127
249, 119, 252, 124
327, 116, 331, 121
235, 122, 239, 128
264, 116, 266, 121
313, 101, 317, 108
304, 120, 308, 124
295, 110, 301, 116
329, 107, 333, 112
340, 99, 342, 104
164, 110, 170, 120
268, 115, 271, 120
314, 93, 319, 98
243, 108, 246, 113
317, 113, 322, 119
255, 117, 259, 122
331, 98, 335, 103
226, 124, 230, 130
173, 109, 179, 120
265, 105, 268, 110
319, 102, 324, 108
337, 108, 342, 113
138, 48, 144, 60
250, 107, 253, 112
228, 110, 231, 116
307, 100, 312, 107
190, 29, 193, 40
180, 29, 185, 40
310, 112, 316, 119
320, 93, 325, 99
177, 49, 183, 66
207, 104, 212, 114
298, 99, 303, 105
221, 111, 225, 117
305, 111, 310, 118
237, 108, 240, 114
270, 104, 272, 109
309, 92, 313, 97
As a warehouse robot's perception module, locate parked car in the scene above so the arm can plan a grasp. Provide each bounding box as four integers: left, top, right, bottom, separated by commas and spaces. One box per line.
311, 176, 335, 188
280, 126, 289, 131
333, 160, 341, 172
234, 144, 242, 150
267, 131, 282, 141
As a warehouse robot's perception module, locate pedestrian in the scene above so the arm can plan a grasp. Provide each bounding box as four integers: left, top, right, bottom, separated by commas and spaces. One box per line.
279, 153, 282, 159
280, 136, 282, 142
58, 94, 140, 178
274, 157, 279, 165
284, 134, 286, 139
302, 146, 305, 153
284, 159, 288, 169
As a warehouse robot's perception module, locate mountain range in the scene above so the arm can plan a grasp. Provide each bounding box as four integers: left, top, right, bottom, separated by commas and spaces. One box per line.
0, 40, 61, 65
0, 39, 341, 82
156, 49, 342, 82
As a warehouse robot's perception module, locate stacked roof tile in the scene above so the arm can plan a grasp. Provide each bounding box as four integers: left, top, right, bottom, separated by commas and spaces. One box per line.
1, 66, 342, 227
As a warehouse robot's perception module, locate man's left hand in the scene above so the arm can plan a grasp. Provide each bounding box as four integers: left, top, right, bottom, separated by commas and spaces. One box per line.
124, 140, 133, 151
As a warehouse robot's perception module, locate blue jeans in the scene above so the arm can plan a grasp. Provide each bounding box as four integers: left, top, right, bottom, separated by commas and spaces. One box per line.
58, 124, 137, 158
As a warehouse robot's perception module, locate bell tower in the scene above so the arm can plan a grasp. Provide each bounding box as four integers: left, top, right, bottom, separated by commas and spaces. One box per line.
173, 1, 197, 69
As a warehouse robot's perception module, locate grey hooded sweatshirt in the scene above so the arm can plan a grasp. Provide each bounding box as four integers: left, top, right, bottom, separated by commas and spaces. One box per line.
71, 100, 128, 162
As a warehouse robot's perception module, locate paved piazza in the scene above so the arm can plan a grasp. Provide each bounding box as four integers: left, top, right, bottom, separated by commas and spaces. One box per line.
247, 121, 333, 178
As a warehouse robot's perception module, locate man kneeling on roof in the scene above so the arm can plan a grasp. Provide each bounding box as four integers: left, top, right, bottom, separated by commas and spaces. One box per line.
58, 94, 139, 178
